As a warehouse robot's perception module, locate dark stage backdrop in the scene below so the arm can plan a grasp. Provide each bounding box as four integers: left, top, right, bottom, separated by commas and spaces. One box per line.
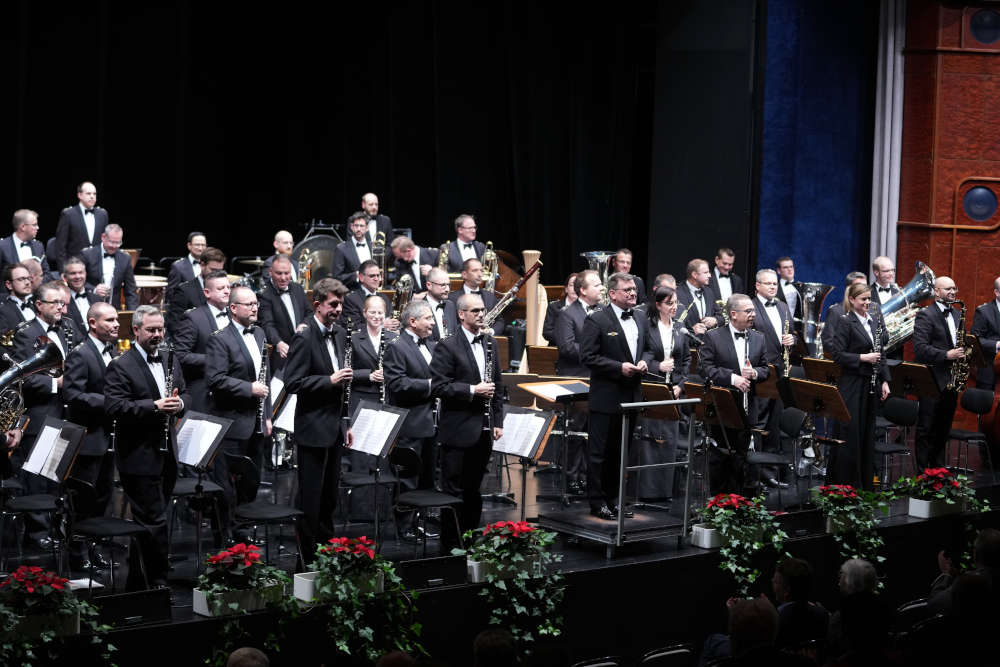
1, 2, 656, 285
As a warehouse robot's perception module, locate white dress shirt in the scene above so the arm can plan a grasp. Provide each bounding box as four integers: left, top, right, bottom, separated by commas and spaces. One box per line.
315, 316, 340, 371
208, 303, 229, 330
11, 296, 35, 322
240, 325, 263, 377
458, 239, 477, 262
14, 235, 33, 262
610, 302, 638, 362
729, 324, 752, 387
781, 280, 798, 313
80, 203, 96, 245
854, 311, 875, 346
937, 301, 957, 347
427, 296, 446, 336
686, 281, 706, 319
90, 333, 112, 366
757, 294, 783, 340
407, 329, 433, 368
136, 345, 167, 398
101, 251, 116, 287
714, 267, 733, 301
875, 283, 894, 304
462, 326, 486, 381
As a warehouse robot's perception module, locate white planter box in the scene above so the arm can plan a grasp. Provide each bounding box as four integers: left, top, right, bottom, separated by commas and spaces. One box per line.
907, 497, 964, 519
293, 570, 384, 603
691, 523, 722, 549
17, 609, 80, 637
193, 583, 283, 617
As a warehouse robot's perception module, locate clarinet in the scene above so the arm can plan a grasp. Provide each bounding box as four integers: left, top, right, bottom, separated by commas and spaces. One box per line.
870, 305, 884, 395
483, 333, 494, 432
161, 342, 174, 453
376, 328, 387, 404
341, 331, 354, 424
256, 341, 272, 434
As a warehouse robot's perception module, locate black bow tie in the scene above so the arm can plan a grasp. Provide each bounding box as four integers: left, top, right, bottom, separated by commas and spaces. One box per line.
940, 306, 952, 319
242, 325, 257, 336
620, 309, 634, 320
19, 301, 32, 310
585, 306, 596, 314
322, 330, 336, 340
416, 337, 428, 347
734, 331, 748, 339
46, 325, 60, 334
19, 241, 31, 248
276, 288, 289, 295
468, 290, 481, 295
878, 286, 892, 293
472, 334, 484, 344
436, 302, 446, 310
694, 289, 703, 300
191, 259, 200, 265
104, 252, 115, 259
102, 344, 114, 356
84, 208, 95, 215
764, 299, 776, 307
356, 242, 366, 248
718, 273, 730, 279
75, 292, 88, 300
216, 311, 229, 319
147, 355, 161, 364
463, 243, 474, 250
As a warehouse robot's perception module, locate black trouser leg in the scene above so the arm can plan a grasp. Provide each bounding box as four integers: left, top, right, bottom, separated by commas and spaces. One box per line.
296, 444, 342, 549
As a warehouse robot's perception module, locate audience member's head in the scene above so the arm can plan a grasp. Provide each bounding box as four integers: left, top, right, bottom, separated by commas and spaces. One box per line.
839, 558, 878, 596
226, 647, 268, 667
473, 628, 517, 667
974, 527, 1000, 569
728, 596, 779, 657
376, 651, 417, 667
773, 557, 813, 604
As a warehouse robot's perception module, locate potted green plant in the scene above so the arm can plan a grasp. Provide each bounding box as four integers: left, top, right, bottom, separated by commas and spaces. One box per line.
894, 467, 987, 518
454, 521, 565, 644
193, 542, 289, 617
304, 536, 424, 663
812, 484, 886, 565
696, 493, 787, 597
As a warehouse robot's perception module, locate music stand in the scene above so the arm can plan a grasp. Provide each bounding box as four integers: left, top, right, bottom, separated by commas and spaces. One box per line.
633, 383, 682, 512
889, 362, 939, 399
519, 380, 590, 507
493, 406, 558, 521
787, 378, 851, 498
682, 383, 749, 505
348, 400, 409, 552
802, 358, 842, 385
966, 333, 987, 371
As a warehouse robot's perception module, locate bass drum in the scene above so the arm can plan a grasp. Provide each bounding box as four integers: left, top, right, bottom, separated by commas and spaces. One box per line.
291, 234, 341, 290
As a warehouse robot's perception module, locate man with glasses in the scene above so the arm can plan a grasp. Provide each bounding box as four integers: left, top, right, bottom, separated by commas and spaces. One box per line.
258, 254, 311, 369
913, 276, 966, 468
207, 285, 272, 535
0, 263, 37, 331
449, 258, 504, 336
0, 209, 51, 286
424, 267, 458, 341
284, 278, 354, 547
430, 293, 504, 547
340, 259, 396, 331
444, 214, 485, 273
700, 293, 769, 494
580, 272, 648, 520
174, 270, 233, 414
81, 223, 138, 311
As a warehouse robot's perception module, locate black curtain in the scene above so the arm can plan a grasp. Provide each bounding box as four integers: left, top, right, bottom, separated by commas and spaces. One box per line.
2, 1, 656, 284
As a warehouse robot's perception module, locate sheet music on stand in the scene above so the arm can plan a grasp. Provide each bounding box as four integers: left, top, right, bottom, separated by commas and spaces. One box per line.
270, 375, 297, 433
348, 400, 409, 458
493, 406, 557, 460
23, 417, 85, 483
174, 412, 233, 469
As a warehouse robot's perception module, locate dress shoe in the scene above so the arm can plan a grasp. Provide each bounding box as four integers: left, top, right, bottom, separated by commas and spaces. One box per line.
764, 477, 790, 489
589, 505, 617, 521
610, 504, 635, 518
89, 551, 113, 569
567, 481, 586, 496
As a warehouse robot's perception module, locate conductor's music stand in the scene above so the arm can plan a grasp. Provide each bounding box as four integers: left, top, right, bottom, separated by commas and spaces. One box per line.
519, 380, 590, 507
787, 378, 851, 498
633, 383, 682, 512
889, 362, 939, 399
492, 406, 558, 521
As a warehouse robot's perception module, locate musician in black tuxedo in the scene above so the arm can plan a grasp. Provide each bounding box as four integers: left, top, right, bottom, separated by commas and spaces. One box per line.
361, 192, 394, 247
775, 256, 803, 322
173, 270, 232, 413
261, 230, 298, 284
424, 267, 459, 341
104, 306, 188, 589
543, 273, 577, 346
751, 269, 795, 488
580, 272, 648, 519
390, 236, 437, 293
349, 296, 397, 414
829, 284, 891, 490
258, 255, 311, 369
166, 231, 206, 293
699, 294, 770, 494
80, 224, 138, 311
0, 209, 52, 287
676, 259, 722, 336
332, 213, 374, 291
430, 293, 504, 546
166, 247, 226, 336
708, 247, 745, 304
870, 256, 903, 361
443, 214, 485, 273
63, 302, 120, 569
384, 300, 437, 489
206, 285, 273, 531
912, 276, 965, 469
448, 258, 505, 335
53, 181, 107, 271
62, 257, 100, 333
611, 249, 647, 301
821, 272, 868, 358
339, 260, 396, 332
284, 278, 354, 547
0, 263, 36, 332
556, 270, 602, 377
971, 276, 1000, 390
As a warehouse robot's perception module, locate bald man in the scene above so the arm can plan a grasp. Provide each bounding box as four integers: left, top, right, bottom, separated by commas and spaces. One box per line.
262, 230, 297, 284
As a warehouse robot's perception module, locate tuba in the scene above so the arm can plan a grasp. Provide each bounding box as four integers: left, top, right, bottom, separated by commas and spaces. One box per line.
792, 281, 834, 353
391, 273, 414, 320
882, 261, 937, 352
580, 251, 616, 306
481, 241, 499, 293
0, 341, 63, 432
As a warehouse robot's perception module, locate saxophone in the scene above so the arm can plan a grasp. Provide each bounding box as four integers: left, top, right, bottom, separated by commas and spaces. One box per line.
256, 341, 272, 434
946, 300, 971, 391
161, 342, 175, 453
782, 315, 791, 378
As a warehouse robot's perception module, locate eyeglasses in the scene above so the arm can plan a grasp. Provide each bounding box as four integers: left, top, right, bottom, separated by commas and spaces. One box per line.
613, 287, 638, 293
427, 281, 449, 287
37, 299, 66, 307
463, 307, 486, 313
10, 276, 31, 283
233, 302, 259, 308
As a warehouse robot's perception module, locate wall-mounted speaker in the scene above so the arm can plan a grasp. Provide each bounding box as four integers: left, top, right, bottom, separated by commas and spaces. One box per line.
962, 7, 1000, 51
956, 178, 1000, 225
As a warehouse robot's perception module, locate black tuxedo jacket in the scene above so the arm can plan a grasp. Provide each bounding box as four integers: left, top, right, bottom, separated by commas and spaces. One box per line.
340, 289, 390, 331
392, 247, 438, 292
206, 323, 271, 441
0, 236, 51, 286
430, 330, 503, 447
426, 297, 459, 341
384, 332, 437, 438
642, 318, 691, 387
349, 328, 397, 408
65, 287, 100, 332
104, 347, 189, 475
167, 277, 207, 335
13, 319, 69, 440
0, 297, 32, 333
445, 240, 486, 273
776, 280, 804, 320
543, 299, 569, 347
173, 305, 229, 413
556, 300, 592, 377
821, 303, 846, 358
167, 257, 198, 293
54, 205, 108, 268
972, 300, 1000, 386
708, 270, 745, 300
831, 312, 891, 384
284, 318, 349, 448
699, 326, 769, 392
63, 337, 115, 456
258, 282, 311, 362
913, 303, 960, 390
448, 288, 504, 335
363, 214, 394, 248
260, 253, 299, 283
80, 246, 138, 310
751, 296, 793, 373
580, 306, 648, 413
676, 282, 722, 331
332, 239, 372, 290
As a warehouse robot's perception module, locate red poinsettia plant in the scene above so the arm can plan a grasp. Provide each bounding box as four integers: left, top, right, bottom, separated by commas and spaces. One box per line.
461, 520, 553, 564
198, 542, 289, 594
321, 535, 376, 560
0, 566, 73, 614
311, 536, 384, 593
894, 467, 984, 508
700, 493, 787, 598
811, 484, 887, 566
